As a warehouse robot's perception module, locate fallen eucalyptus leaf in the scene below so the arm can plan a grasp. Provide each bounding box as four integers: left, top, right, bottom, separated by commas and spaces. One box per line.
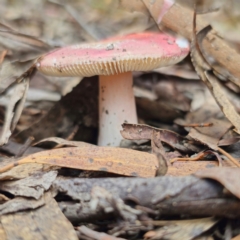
0, 146, 159, 177
168, 161, 219, 176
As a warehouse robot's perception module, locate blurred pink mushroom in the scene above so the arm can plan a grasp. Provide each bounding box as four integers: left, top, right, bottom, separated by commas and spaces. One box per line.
36, 32, 189, 146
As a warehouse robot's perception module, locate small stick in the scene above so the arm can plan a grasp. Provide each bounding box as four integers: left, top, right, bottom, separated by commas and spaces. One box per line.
170, 151, 207, 163
177, 122, 213, 128
217, 147, 240, 167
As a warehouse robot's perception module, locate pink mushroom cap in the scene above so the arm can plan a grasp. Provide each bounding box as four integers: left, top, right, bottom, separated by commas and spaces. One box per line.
36, 32, 189, 77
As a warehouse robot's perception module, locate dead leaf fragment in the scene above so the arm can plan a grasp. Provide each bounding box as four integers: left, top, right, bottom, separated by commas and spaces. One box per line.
121, 123, 202, 153
174, 0, 240, 42
34, 137, 94, 148
0, 171, 57, 199
0, 163, 45, 180
168, 161, 219, 176
195, 167, 240, 199
143, 0, 240, 81
144, 217, 218, 240
0, 60, 34, 93
183, 118, 232, 151
0, 196, 45, 216
204, 71, 240, 134
0, 146, 158, 177
0, 78, 29, 145
0, 193, 78, 240
188, 128, 218, 150
190, 12, 240, 134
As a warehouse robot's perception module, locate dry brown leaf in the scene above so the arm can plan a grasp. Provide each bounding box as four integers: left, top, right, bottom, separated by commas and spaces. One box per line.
218, 137, 240, 146
0, 193, 78, 240
0, 64, 35, 146
167, 161, 219, 176
0, 78, 29, 145
188, 128, 218, 150
198, 27, 240, 85
183, 118, 232, 150
34, 137, 94, 148
0, 59, 34, 93
0, 146, 158, 177
144, 217, 218, 240
121, 123, 202, 153
0, 171, 57, 199
173, 0, 240, 43
195, 167, 240, 200
0, 196, 45, 216
0, 163, 46, 180
151, 131, 168, 176
190, 15, 240, 134
142, 0, 240, 81
204, 71, 240, 134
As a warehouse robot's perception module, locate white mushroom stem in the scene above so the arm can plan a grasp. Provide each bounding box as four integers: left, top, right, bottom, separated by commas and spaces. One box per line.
98, 72, 137, 146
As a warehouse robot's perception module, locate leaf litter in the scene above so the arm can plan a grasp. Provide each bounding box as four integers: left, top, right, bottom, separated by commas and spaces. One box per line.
0, 0, 240, 239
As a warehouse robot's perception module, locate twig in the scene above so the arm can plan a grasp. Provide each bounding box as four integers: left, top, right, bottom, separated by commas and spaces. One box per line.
170, 151, 207, 164
217, 147, 240, 167
176, 122, 213, 128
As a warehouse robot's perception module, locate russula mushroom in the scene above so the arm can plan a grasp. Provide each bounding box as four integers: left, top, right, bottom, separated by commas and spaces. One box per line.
36, 32, 189, 146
